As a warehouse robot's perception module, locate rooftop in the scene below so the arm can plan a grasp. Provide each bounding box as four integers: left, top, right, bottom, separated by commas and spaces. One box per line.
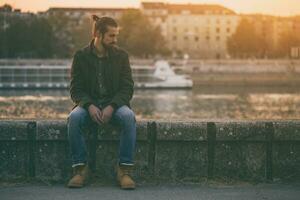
141, 2, 235, 14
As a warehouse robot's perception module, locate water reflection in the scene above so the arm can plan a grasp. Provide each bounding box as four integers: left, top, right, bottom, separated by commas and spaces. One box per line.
0, 86, 299, 120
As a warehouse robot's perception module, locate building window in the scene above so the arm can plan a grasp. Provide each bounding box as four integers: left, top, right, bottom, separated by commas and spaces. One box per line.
206, 26, 210, 32
195, 36, 199, 41
227, 28, 231, 33
182, 10, 190, 15
206, 36, 210, 41
216, 28, 220, 33
173, 36, 177, 41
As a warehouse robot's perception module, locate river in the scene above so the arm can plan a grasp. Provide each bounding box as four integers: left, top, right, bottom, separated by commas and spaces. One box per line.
0, 86, 299, 120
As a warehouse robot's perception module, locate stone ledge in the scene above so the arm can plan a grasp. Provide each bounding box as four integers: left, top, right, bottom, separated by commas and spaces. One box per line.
0, 120, 299, 183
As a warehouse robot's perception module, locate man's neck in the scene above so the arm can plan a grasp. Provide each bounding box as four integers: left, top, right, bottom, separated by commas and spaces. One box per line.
93, 38, 107, 57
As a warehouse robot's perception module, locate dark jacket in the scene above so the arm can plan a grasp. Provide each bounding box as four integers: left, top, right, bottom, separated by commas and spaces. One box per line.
69, 40, 134, 111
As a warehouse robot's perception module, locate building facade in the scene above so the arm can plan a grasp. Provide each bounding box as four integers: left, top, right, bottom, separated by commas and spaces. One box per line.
2, 2, 299, 59
43, 2, 240, 59
141, 2, 240, 58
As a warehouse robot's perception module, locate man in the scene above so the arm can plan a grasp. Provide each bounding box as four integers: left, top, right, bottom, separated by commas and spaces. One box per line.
67, 15, 136, 190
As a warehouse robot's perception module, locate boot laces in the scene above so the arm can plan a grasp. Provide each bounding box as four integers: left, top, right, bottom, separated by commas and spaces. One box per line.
123, 169, 131, 175
74, 165, 85, 176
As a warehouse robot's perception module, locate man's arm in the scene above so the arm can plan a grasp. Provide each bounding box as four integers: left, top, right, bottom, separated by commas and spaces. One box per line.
110, 51, 134, 109
69, 51, 94, 110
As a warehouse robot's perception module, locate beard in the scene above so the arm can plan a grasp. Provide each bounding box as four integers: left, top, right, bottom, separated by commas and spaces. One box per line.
101, 39, 116, 50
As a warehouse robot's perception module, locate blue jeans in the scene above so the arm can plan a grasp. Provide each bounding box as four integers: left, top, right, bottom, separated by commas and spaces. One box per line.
67, 105, 136, 168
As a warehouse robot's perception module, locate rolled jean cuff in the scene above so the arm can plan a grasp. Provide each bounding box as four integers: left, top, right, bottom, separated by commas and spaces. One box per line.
119, 162, 134, 166
72, 162, 86, 168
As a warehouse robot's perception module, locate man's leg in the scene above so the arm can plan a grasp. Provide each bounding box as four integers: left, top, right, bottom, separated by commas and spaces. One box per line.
111, 105, 136, 165
67, 106, 91, 167
111, 105, 136, 189
67, 106, 92, 188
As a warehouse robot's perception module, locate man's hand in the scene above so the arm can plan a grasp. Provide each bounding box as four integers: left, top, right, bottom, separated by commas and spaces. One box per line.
88, 104, 103, 125
101, 105, 114, 124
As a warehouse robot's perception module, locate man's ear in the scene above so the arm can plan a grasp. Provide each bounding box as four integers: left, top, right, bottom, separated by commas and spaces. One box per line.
93, 30, 101, 38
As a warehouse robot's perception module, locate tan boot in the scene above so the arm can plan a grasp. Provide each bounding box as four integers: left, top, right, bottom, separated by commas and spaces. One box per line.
116, 164, 136, 189
67, 164, 89, 188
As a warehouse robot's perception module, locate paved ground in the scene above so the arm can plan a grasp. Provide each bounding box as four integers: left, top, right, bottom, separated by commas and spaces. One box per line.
1, 183, 300, 200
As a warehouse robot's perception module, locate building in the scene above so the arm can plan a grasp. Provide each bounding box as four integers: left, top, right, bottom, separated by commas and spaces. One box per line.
45, 7, 128, 19
0, 4, 34, 18
0, 4, 36, 32
43, 2, 240, 59
248, 15, 291, 48
44, 7, 136, 26
141, 2, 240, 58
243, 14, 297, 57
3, 2, 299, 59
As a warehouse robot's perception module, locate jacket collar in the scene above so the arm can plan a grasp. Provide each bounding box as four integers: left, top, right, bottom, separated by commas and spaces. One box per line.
89, 39, 109, 58
88, 39, 119, 58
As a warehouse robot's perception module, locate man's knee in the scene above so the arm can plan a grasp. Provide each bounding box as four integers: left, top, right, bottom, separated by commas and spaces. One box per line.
68, 106, 88, 125
115, 106, 136, 124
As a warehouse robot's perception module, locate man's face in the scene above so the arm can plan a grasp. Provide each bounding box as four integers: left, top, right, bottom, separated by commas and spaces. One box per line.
101, 26, 119, 48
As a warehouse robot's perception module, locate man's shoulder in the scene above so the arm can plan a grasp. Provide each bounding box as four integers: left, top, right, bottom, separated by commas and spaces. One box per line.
110, 45, 129, 58
73, 45, 129, 59
80, 45, 92, 55
73, 45, 89, 58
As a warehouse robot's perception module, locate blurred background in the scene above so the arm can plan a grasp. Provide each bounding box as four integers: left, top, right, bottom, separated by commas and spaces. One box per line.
0, 0, 299, 120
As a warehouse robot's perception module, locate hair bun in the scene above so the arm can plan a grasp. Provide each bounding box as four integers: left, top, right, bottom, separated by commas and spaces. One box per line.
92, 14, 100, 21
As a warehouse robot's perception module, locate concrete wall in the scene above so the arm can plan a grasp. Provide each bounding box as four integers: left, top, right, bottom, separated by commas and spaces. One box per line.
0, 120, 299, 183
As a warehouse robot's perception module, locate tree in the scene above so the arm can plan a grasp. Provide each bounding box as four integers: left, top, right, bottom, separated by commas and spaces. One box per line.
0, 13, 54, 58
118, 10, 169, 58
29, 17, 54, 58
0, 4, 13, 12
276, 30, 300, 57
227, 18, 265, 58
46, 12, 74, 58
71, 17, 92, 55
47, 13, 94, 57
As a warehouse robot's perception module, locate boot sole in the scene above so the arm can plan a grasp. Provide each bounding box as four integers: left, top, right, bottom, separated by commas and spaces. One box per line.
68, 184, 84, 188
121, 184, 136, 190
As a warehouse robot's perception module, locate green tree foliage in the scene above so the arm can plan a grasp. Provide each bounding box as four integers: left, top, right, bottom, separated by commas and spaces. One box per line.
46, 11, 74, 57
118, 10, 169, 58
47, 13, 96, 57
71, 17, 92, 54
0, 14, 54, 58
227, 18, 265, 58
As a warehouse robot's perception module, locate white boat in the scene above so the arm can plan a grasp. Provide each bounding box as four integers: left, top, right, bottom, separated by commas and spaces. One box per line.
0, 60, 193, 89
133, 60, 193, 89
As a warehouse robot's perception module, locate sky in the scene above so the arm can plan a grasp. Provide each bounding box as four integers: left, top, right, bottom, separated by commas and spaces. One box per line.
1, 0, 300, 16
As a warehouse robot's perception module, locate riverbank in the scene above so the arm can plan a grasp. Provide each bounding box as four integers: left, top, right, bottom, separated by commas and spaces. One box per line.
1, 120, 299, 184
0, 87, 300, 120
1, 58, 300, 86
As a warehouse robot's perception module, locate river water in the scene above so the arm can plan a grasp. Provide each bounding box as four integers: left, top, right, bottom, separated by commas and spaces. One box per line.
0, 86, 299, 120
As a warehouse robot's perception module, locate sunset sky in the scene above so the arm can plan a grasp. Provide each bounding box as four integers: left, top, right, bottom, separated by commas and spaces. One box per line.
1, 0, 300, 16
